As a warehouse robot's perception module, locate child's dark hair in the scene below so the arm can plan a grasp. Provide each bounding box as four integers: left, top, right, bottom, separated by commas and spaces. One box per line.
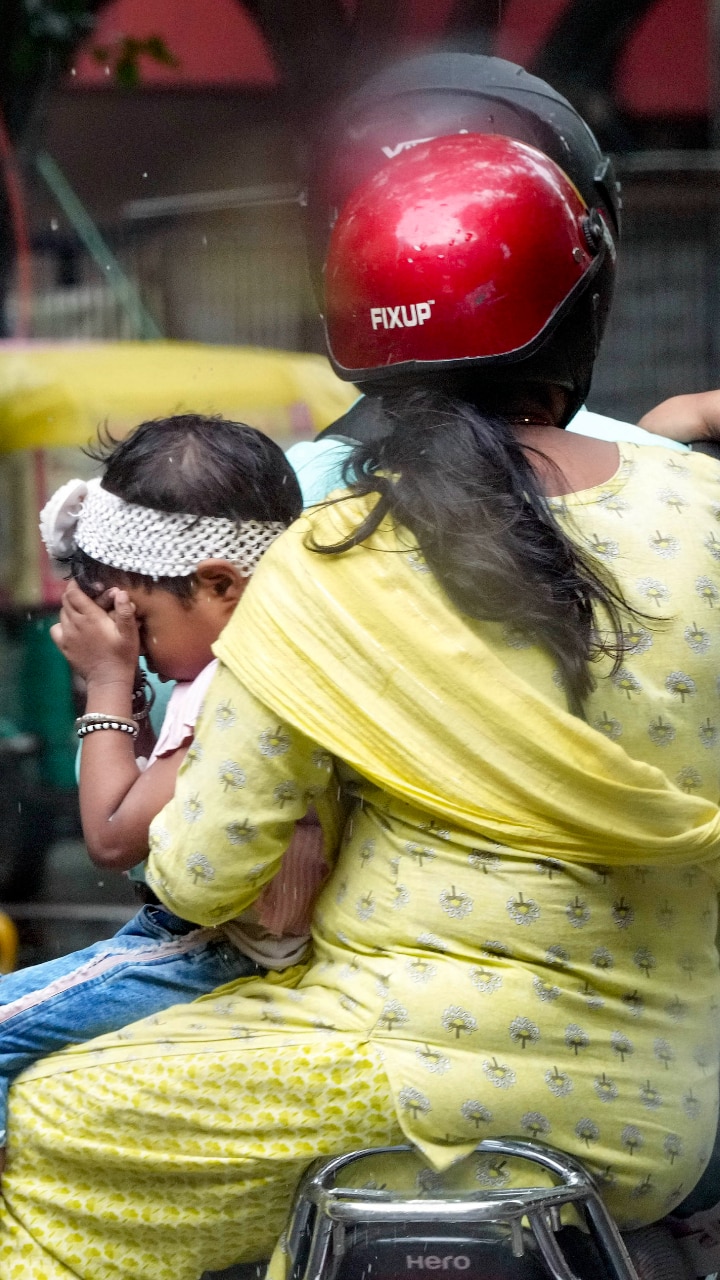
68, 414, 302, 601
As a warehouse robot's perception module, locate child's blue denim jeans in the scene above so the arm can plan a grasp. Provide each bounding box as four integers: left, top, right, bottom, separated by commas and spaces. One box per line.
0, 904, 260, 1143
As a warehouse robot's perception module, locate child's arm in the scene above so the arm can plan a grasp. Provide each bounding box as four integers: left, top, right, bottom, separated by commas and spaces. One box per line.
639, 391, 720, 441
52, 581, 187, 872
80, 744, 189, 872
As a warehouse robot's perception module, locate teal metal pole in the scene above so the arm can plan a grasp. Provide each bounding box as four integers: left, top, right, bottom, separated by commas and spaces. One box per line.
35, 150, 162, 340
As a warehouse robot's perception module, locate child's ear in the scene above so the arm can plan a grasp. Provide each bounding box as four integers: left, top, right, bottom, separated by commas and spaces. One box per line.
195, 559, 248, 605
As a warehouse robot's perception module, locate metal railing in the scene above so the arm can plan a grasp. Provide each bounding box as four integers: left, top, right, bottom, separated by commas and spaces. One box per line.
11, 174, 322, 352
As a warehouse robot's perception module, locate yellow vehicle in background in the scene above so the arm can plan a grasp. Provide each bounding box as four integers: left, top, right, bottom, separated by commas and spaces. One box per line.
0, 340, 355, 609
0, 340, 355, 899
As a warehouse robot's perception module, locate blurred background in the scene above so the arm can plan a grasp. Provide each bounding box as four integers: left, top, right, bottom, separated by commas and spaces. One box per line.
0, 0, 717, 970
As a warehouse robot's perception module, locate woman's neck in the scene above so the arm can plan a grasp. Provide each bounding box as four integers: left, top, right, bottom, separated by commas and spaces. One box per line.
512, 422, 620, 497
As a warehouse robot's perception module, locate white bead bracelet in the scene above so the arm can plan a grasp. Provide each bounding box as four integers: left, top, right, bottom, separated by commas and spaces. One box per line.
75, 713, 138, 740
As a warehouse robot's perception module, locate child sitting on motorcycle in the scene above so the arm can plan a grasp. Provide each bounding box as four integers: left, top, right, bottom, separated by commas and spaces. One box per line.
0, 413, 331, 1172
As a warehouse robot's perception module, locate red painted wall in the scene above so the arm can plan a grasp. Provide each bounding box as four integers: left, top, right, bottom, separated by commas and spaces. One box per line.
71, 0, 279, 87
615, 0, 709, 115
496, 0, 709, 116
70, 0, 709, 116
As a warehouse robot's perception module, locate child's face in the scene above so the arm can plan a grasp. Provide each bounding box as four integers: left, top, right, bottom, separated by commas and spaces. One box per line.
124, 566, 243, 683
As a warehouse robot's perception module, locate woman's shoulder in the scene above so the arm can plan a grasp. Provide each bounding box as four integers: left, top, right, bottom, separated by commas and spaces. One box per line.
627, 442, 720, 513
553, 442, 720, 519
627, 441, 720, 484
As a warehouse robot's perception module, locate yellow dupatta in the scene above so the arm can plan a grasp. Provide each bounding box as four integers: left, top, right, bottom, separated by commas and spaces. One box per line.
215, 494, 720, 873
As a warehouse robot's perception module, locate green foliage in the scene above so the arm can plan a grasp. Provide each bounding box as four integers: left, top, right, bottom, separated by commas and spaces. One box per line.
92, 34, 180, 88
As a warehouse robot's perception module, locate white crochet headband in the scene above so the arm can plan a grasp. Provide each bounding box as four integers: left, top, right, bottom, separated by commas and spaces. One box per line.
39, 477, 287, 579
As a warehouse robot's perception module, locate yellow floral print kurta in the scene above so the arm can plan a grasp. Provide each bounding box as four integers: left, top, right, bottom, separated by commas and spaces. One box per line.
2, 443, 720, 1280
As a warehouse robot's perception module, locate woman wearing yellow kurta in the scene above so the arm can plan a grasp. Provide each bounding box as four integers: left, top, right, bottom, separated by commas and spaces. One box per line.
2, 135, 720, 1280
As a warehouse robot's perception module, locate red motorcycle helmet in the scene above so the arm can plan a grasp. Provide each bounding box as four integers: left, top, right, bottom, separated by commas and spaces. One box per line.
307, 53, 620, 309
324, 133, 611, 398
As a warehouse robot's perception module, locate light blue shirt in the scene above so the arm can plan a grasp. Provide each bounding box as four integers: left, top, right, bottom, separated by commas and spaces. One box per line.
286, 439, 353, 505
568, 404, 687, 451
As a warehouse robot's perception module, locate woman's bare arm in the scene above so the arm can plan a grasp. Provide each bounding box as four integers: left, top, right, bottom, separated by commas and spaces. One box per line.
146, 663, 335, 925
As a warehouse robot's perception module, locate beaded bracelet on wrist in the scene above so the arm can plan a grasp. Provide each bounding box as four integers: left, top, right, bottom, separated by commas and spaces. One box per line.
75, 713, 138, 740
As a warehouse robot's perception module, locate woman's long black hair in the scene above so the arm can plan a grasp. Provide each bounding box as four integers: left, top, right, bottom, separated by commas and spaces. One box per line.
313, 387, 638, 717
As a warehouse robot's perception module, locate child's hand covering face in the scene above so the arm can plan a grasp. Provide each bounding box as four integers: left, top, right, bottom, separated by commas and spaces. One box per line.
51, 580, 140, 685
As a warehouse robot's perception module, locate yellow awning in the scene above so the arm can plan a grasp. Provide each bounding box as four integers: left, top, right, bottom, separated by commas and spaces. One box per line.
0, 341, 357, 452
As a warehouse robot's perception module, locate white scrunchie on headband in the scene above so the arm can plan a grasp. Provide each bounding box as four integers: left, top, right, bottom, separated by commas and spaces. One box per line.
39, 477, 287, 579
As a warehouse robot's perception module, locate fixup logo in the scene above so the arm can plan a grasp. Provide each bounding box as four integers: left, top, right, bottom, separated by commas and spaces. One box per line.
370, 301, 435, 329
